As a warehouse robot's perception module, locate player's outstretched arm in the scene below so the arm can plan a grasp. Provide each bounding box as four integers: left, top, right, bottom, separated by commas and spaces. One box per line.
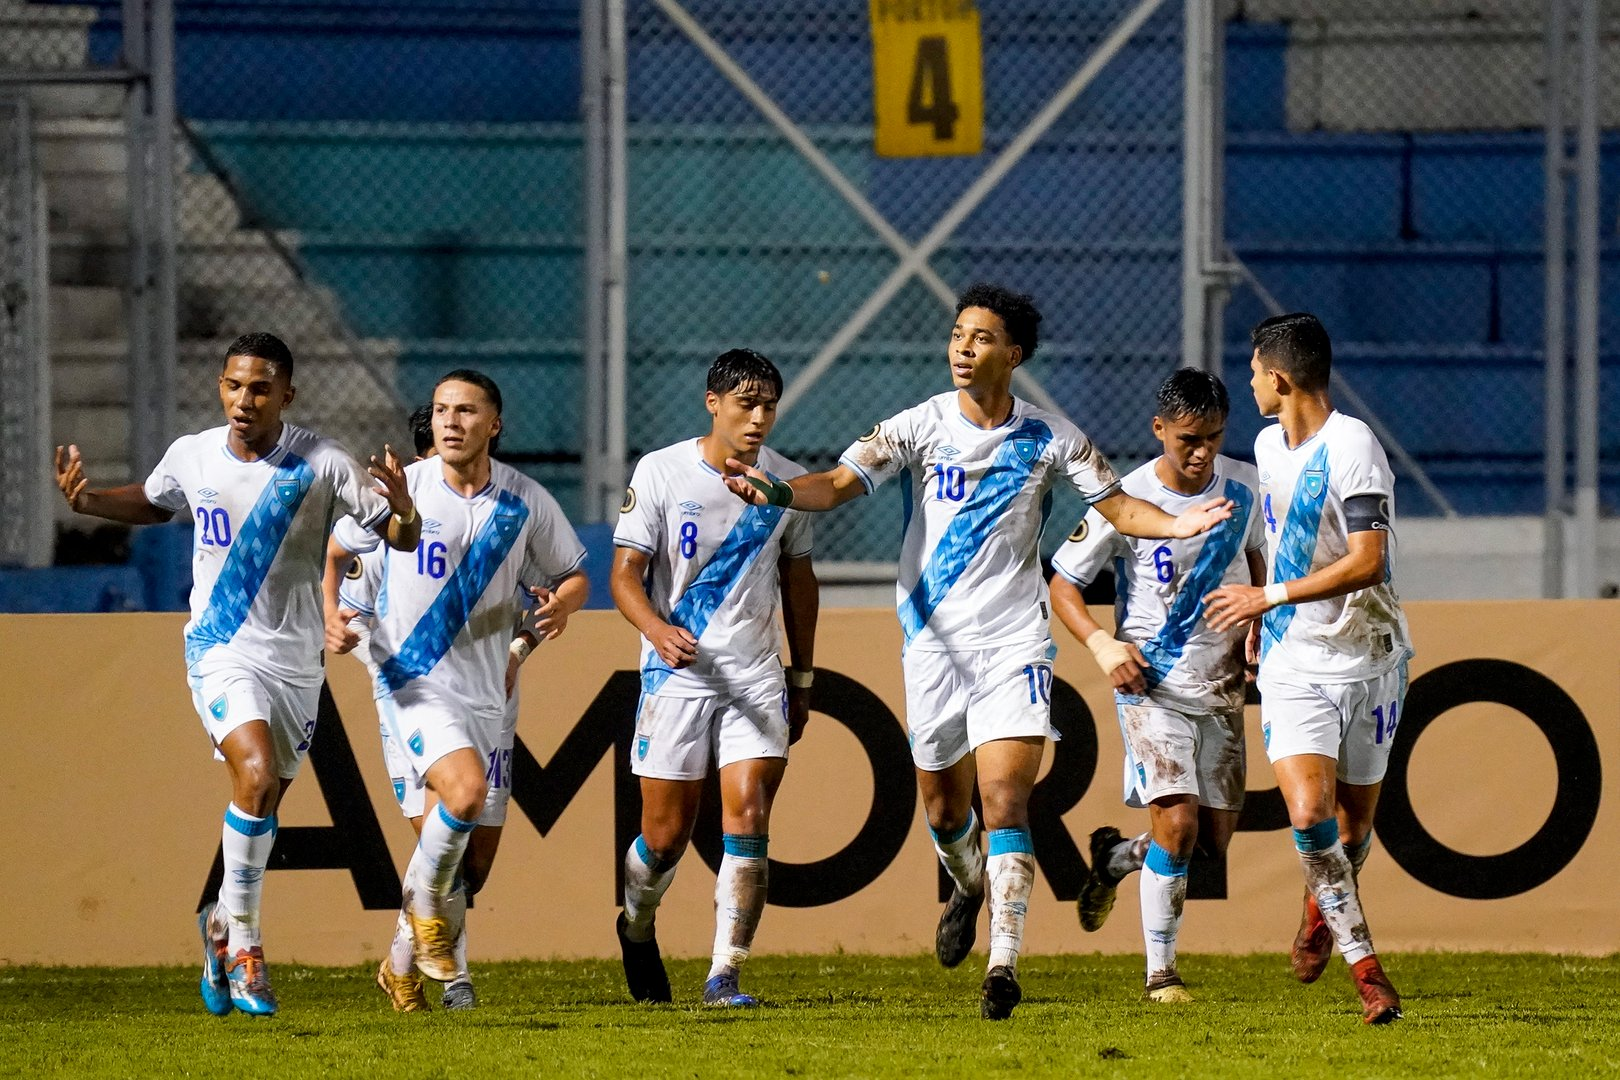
1204, 529, 1388, 633
722, 460, 866, 512
1091, 489, 1233, 540
778, 552, 819, 744
610, 547, 698, 668
369, 445, 421, 551
528, 569, 589, 642
53, 444, 173, 524
1049, 573, 1147, 694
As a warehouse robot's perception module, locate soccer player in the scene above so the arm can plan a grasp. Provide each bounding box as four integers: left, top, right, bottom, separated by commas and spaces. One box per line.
610, 349, 818, 1008
1203, 312, 1412, 1025
325, 369, 588, 1001
325, 405, 532, 1011
725, 283, 1232, 1019
53, 332, 420, 1017
1047, 369, 1265, 1003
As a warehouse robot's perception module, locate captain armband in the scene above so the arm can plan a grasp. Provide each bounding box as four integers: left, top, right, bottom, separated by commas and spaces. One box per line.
1344, 494, 1390, 534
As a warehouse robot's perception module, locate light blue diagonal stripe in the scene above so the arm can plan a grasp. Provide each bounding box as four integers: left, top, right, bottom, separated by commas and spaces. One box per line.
380, 489, 529, 692
1139, 478, 1254, 685
1262, 444, 1330, 659
898, 418, 1052, 646
642, 500, 785, 694
184, 451, 315, 666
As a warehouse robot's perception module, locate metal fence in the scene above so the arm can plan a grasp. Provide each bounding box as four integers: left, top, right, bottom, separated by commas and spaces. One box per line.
611, 0, 1190, 565
0, 93, 50, 567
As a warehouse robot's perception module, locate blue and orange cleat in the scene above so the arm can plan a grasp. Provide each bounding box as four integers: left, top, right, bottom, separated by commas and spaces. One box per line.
226, 946, 278, 1017
197, 904, 232, 1016
702, 970, 758, 1009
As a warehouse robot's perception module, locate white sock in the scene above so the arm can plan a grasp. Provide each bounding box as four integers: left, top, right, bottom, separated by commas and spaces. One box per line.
930, 811, 984, 897
1295, 820, 1376, 965
1107, 832, 1151, 880
1141, 842, 1189, 986
388, 909, 415, 976
622, 835, 680, 944
1347, 834, 1373, 878
985, 828, 1035, 974
709, 834, 768, 979
407, 804, 476, 919
447, 879, 469, 983
218, 804, 277, 952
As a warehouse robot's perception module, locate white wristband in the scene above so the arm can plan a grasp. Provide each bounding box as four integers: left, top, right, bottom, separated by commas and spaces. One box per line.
786, 668, 814, 689
509, 636, 534, 664
394, 504, 417, 526
1083, 629, 1136, 675
1264, 582, 1290, 608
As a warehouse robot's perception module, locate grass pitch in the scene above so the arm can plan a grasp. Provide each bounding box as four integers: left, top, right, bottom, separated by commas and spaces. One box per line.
3, 953, 1615, 1078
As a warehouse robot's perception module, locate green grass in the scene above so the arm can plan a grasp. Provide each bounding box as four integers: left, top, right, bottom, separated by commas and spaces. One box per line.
3, 954, 1616, 1078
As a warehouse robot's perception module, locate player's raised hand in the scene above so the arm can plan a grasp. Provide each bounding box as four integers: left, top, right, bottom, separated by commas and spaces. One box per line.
1202, 583, 1267, 632
54, 444, 90, 511
528, 584, 572, 641
648, 620, 699, 669
722, 458, 771, 505
326, 605, 361, 654
369, 444, 412, 516
1170, 497, 1235, 538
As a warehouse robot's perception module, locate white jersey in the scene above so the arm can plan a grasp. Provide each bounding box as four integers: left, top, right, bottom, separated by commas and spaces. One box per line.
1255, 410, 1412, 682
839, 392, 1120, 652
614, 439, 812, 697
143, 422, 390, 682
1051, 455, 1264, 712
358, 458, 585, 713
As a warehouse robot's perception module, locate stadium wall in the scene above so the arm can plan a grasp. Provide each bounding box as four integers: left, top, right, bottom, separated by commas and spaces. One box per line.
3, 601, 1614, 965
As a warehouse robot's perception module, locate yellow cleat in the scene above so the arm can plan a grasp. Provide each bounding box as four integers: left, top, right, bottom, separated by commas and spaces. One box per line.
407, 908, 459, 983
1145, 981, 1194, 1004
376, 959, 431, 1013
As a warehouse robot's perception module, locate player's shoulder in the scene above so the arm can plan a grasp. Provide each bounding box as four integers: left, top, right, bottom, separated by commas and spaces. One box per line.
1116, 459, 1160, 498
1324, 411, 1385, 455
1013, 397, 1086, 442
1217, 454, 1260, 491
162, 426, 222, 463
1253, 422, 1286, 455
758, 444, 808, 480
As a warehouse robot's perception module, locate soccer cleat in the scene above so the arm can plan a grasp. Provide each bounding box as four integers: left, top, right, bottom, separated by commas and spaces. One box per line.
225, 946, 278, 1016
1145, 975, 1194, 1004
616, 913, 673, 1003
703, 970, 759, 1008
441, 979, 477, 1011
1351, 955, 1402, 1025
980, 965, 1022, 1020
407, 906, 460, 983
1078, 826, 1125, 933
1291, 891, 1333, 984
375, 959, 431, 1013
196, 904, 233, 1017
935, 887, 985, 968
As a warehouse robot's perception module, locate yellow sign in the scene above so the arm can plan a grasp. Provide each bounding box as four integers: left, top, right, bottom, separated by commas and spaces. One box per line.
870, 1, 984, 158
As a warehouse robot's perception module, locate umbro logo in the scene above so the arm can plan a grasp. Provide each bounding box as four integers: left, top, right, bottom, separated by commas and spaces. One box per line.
422, 518, 442, 535
679, 501, 703, 515
198, 488, 219, 501
938, 446, 960, 459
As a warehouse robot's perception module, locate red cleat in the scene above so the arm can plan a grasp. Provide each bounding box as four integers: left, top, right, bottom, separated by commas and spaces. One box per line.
1291, 891, 1333, 984
1351, 955, 1402, 1025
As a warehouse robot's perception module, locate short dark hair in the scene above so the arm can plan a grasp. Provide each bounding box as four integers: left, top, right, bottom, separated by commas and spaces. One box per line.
408, 403, 434, 456
1251, 312, 1332, 392
224, 332, 294, 381
707, 348, 783, 399
1156, 368, 1230, 423
433, 368, 503, 454
955, 282, 1041, 360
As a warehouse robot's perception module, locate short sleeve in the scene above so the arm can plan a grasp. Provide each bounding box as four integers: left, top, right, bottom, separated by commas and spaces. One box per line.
337, 549, 382, 617
612, 458, 661, 556
326, 446, 391, 531
142, 437, 190, 512
1055, 426, 1122, 504
332, 514, 381, 556
1050, 509, 1126, 587
780, 508, 813, 559
837, 409, 919, 493
1332, 423, 1395, 502
1243, 488, 1267, 552
522, 486, 587, 586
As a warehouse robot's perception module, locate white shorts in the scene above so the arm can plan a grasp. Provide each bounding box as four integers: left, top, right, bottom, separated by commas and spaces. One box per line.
1115, 697, 1245, 811
377, 683, 508, 816
379, 692, 518, 827
1258, 661, 1410, 786
631, 675, 789, 781
903, 641, 1060, 772
188, 652, 321, 780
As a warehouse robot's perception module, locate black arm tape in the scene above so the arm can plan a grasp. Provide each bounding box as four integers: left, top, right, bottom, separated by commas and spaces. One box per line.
1344, 493, 1390, 534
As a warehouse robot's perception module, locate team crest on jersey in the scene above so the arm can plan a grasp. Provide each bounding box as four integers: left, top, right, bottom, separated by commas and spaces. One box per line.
1011, 437, 1038, 464
1302, 468, 1327, 500
679, 501, 703, 516
620, 487, 636, 514
208, 694, 228, 721
274, 478, 301, 507
198, 487, 218, 502
494, 512, 521, 541
1068, 519, 1088, 543
392, 779, 406, 804
857, 424, 880, 442
407, 729, 424, 756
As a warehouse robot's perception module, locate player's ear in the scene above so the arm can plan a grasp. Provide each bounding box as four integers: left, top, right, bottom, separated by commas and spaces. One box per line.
490, 413, 503, 439
1008, 344, 1023, 369
705, 390, 720, 417
281, 383, 296, 408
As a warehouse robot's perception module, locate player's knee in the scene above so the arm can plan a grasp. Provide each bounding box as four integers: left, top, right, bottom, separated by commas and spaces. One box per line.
1156, 822, 1199, 861
977, 784, 1030, 833
438, 783, 487, 824
231, 760, 280, 816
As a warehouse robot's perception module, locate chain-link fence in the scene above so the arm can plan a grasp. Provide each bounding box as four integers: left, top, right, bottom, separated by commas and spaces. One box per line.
624, 0, 1187, 565
1220, 0, 1620, 517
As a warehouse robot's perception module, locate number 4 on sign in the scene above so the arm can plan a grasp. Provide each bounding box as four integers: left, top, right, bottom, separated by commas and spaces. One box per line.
870, 1, 984, 157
